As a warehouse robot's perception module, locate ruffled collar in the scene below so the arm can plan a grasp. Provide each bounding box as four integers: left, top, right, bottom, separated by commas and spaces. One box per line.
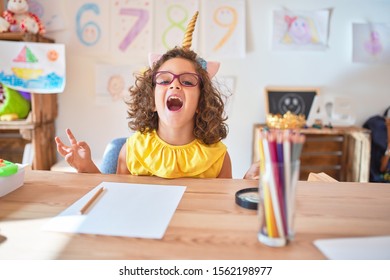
131, 130, 226, 178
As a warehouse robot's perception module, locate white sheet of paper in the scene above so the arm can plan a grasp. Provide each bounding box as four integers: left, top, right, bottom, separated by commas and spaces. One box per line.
43, 182, 186, 239
314, 236, 390, 260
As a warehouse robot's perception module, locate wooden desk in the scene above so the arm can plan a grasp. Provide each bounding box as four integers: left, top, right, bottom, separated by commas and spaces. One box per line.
0, 170, 389, 260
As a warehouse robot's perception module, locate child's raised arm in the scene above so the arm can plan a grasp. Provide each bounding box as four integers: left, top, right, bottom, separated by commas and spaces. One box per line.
55, 128, 100, 173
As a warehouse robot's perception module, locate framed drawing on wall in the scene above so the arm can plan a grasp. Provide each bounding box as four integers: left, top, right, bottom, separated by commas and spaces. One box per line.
264, 87, 319, 119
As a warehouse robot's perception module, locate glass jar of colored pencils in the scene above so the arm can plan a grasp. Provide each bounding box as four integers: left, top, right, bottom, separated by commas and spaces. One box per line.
257, 160, 301, 247
256, 129, 305, 246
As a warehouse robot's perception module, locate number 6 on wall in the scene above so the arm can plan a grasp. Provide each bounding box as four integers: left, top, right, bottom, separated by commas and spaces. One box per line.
76, 3, 102, 46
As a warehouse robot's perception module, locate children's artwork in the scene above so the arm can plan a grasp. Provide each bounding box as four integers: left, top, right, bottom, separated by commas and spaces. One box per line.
201, 0, 246, 59
352, 23, 390, 64
28, 0, 66, 32
0, 41, 66, 93
95, 64, 140, 105
153, 0, 199, 54
272, 9, 330, 51
110, 0, 153, 58
64, 0, 110, 54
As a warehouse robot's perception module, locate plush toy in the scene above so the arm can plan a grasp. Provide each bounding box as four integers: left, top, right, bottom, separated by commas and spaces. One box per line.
2, 0, 45, 34
0, 83, 31, 121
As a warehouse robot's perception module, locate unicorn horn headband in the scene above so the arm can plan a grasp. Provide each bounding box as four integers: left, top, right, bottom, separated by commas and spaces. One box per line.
148, 11, 220, 78
182, 11, 198, 50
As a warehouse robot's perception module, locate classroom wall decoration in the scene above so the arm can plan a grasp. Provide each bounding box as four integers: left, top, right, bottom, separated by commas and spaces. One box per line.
153, 0, 199, 54
201, 0, 246, 59
352, 23, 390, 64
29, 0, 66, 32
95, 64, 140, 104
111, 0, 153, 57
272, 8, 330, 51
64, 0, 111, 55
35, 0, 246, 59
0, 41, 66, 93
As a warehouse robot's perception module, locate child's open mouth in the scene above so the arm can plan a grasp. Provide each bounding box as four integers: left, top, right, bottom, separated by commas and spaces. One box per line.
167, 96, 183, 111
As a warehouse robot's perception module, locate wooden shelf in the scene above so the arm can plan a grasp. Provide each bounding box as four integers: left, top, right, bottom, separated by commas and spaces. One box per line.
252, 125, 371, 182
0, 32, 54, 43
0, 120, 35, 130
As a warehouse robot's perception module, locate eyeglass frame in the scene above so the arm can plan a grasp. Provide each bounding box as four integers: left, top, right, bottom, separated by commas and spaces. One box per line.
153, 71, 202, 87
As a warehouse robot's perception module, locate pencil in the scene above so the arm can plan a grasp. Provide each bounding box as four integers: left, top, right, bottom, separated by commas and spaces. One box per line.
268, 131, 287, 236
258, 131, 277, 237
283, 131, 292, 236
79, 187, 105, 214
262, 136, 284, 239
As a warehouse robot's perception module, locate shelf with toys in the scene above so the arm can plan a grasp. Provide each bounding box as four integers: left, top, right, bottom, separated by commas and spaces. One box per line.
0, 31, 54, 43
0, 0, 58, 170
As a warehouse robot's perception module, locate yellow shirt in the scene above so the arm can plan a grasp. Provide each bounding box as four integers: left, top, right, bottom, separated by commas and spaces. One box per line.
126, 130, 227, 178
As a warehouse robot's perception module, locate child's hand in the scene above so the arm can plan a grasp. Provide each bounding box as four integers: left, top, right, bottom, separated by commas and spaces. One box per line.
243, 161, 260, 180
55, 129, 98, 173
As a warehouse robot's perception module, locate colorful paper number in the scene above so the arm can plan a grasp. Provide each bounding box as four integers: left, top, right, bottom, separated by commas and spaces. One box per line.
162, 5, 188, 50
76, 3, 101, 46
118, 8, 149, 52
213, 6, 238, 51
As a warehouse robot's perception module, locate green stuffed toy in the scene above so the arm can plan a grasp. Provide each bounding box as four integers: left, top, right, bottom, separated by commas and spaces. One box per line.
0, 83, 31, 120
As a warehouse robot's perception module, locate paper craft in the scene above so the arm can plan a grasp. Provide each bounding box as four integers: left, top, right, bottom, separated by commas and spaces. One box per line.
314, 235, 390, 260
95, 63, 139, 104
43, 182, 186, 239
0, 41, 66, 93
352, 23, 390, 64
110, 0, 152, 57
201, 0, 246, 59
272, 8, 330, 51
153, 0, 199, 53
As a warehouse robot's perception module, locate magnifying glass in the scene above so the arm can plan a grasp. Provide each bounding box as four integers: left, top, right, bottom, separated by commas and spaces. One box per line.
235, 187, 259, 210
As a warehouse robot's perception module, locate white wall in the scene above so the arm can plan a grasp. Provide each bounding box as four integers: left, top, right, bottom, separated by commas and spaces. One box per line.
51, 0, 390, 178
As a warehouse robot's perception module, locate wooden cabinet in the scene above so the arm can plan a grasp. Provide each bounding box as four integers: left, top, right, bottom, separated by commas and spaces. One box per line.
252, 125, 371, 182
0, 6, 58, 170
0, 93, 57, 170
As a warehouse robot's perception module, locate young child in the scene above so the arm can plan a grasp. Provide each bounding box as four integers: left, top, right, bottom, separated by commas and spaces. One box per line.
55, 12, 232, 178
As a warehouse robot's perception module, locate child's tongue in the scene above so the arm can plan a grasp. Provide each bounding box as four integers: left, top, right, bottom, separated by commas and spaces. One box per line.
167, 97, 183, 111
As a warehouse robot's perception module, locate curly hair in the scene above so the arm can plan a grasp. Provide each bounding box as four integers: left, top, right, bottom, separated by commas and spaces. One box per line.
126, 47, 228, 145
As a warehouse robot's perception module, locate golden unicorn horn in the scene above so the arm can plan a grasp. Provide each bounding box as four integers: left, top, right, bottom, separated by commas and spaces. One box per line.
182, 11, 199, 50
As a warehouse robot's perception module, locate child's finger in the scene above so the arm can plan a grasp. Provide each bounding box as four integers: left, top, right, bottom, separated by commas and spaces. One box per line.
66, 128, 78, 145
64, 152, 74, 165
78, 141, 90, 153
55, 136, 70, 149
55, 137, 69, 156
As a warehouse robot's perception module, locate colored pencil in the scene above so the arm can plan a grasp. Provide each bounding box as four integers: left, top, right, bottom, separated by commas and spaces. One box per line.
262, 134, 284, 238
258, 131, 278, 237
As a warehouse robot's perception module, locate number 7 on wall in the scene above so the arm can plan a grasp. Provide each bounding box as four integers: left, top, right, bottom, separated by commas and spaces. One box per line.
118, 8, 149, 52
